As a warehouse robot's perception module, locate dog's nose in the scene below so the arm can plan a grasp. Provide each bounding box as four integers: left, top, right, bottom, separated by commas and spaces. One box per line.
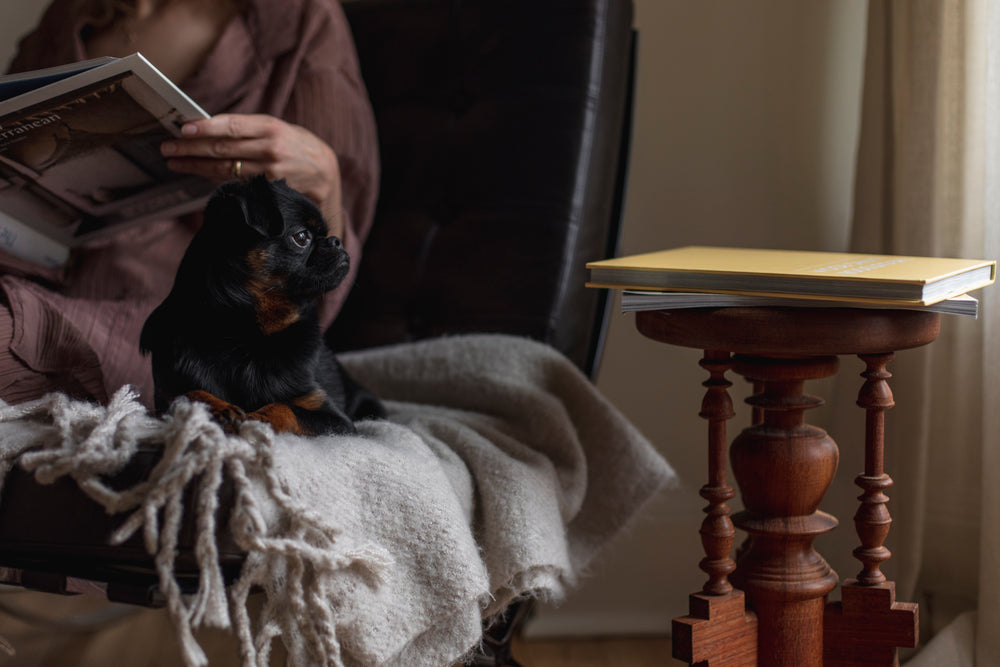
324, 236, 343, 249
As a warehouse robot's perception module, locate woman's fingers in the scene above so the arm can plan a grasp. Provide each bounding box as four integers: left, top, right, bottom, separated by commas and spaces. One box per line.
181, 114, 279, 140
162, 119, 331, 186
162, 136, 274, 160
159, 113, 342, 227
163, 156, 261, 181
161, 115, 268, 181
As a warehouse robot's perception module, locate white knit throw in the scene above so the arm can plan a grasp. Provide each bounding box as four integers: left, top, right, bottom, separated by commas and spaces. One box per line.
0, 335, 675, 667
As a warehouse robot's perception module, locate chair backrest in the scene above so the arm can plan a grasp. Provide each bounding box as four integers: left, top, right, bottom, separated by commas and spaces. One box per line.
331, 0, 635, 379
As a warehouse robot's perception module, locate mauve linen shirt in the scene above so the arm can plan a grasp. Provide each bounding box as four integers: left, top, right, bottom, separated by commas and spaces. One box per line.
0, 0, 379, 408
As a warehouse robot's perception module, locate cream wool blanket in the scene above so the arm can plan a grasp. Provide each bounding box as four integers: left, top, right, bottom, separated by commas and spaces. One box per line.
0, 334, 674, 667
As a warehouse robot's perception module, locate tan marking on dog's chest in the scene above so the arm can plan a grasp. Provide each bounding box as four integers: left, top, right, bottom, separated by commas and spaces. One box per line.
246, 248, 300, 335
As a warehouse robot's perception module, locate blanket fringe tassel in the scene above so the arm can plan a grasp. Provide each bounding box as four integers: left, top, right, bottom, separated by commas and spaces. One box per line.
0, 387, 392, 667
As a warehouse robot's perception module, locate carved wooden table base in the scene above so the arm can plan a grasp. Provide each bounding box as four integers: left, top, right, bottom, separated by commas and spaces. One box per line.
636, 308, 940, 667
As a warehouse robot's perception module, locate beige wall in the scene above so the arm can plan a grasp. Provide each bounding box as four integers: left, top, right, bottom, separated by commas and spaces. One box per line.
0, 0, 870, 651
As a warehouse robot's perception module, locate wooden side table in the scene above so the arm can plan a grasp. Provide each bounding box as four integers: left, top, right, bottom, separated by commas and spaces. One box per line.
636, 307, 941, 667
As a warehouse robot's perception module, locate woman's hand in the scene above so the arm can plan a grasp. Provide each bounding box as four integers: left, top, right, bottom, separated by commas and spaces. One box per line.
161, 114, 344, 236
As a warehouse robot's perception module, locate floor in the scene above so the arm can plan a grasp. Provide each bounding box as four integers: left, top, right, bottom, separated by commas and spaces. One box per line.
0, 589, 676, 667
511, 637, 672, 667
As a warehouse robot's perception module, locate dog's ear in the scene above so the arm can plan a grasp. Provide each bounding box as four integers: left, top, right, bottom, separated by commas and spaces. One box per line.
244, 201, 274, 237
205, 186, 257, 230
244, 176, 288, 237
204, 180, 276, 237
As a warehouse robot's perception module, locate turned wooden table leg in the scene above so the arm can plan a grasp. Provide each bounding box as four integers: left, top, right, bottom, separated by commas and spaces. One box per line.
735, 379, 765, 565
728, 355, 840, 667
854, 353, 897, 586
635, 308, 941, 667
824, 353, 918, 666
672, 351, 758, 666
697, 350, 738, 597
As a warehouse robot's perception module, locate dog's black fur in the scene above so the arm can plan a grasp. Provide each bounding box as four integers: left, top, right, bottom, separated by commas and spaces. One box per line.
140, 176, 383, 435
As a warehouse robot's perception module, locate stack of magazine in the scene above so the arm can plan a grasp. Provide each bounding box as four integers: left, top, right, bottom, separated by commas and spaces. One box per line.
586, 246, 997, 318
0, 53, 212, 267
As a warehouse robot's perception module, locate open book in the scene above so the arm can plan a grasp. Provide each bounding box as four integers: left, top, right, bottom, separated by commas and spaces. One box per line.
0, 53, 214, 267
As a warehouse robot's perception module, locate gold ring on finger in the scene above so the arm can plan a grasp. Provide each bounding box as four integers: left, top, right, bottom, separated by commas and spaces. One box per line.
232, 159, 242, 179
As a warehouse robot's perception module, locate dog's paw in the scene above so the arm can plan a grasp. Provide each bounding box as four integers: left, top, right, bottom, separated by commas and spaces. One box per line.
246, 402, 308, 436
185, 390, 247, 433
212, 405, 247, 433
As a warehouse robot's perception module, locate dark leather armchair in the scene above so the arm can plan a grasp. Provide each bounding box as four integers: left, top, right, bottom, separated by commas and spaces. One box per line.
0, 1, 636, 665
333, 0, 635, 379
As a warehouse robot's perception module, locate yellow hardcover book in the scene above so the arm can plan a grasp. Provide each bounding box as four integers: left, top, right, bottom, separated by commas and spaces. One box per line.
586, 246, 996, 306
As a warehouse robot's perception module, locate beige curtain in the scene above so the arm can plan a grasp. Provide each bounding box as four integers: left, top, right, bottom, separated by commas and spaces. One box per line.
850, 1, 999, 665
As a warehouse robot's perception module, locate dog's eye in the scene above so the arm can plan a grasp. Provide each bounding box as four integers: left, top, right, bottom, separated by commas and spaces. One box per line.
290, 230, 312, 249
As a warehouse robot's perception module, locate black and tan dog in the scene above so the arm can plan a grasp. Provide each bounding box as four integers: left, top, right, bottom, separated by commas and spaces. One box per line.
140, 176, 383, 435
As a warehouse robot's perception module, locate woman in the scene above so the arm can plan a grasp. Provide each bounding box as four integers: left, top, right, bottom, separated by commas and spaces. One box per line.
0, 0, 379, 409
